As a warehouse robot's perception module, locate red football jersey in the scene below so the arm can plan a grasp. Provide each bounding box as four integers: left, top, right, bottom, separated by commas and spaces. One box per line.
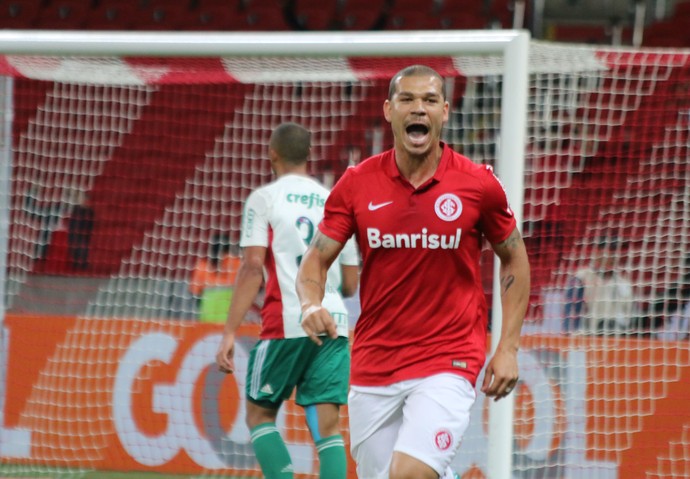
319, 143, 516, 387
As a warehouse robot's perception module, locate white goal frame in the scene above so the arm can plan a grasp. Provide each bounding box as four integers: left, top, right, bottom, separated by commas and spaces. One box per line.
0, 29, 529, 479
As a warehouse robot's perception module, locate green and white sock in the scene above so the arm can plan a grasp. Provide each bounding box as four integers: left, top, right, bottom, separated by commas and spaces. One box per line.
315, 434, 346, 479
250, 423, 294, 479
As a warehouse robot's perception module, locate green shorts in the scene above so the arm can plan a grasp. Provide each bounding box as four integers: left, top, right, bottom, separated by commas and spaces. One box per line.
245, 336, 350, 409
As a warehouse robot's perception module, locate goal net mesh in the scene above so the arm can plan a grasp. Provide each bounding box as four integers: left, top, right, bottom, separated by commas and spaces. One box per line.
1, 40, 689, 478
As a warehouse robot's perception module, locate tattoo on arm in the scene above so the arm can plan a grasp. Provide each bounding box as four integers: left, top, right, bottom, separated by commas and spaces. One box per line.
501, 274, 515, 294
300, 277, 324, 293
498, 229, 520, 250
311, 232, 331, 252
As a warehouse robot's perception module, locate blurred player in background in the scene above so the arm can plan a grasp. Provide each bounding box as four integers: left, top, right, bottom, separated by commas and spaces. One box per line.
189, 232, 240, 323
215, 122, 359, 479
296, 65, 530, 479
564, 235, 636, 335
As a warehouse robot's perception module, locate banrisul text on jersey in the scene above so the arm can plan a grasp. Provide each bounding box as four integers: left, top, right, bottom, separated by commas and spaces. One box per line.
367, 227, 462, 249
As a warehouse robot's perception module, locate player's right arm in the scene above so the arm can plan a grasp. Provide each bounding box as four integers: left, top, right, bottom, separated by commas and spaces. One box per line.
216, 246, 265, 374
297, 230, 345, 345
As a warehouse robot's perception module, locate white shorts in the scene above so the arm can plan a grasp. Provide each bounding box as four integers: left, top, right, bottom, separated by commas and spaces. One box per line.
348, 373, 476, 479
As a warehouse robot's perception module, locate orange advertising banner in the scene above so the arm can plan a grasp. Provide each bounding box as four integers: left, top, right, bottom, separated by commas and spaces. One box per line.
2, 313, 690, 478
1, 313, 346, 477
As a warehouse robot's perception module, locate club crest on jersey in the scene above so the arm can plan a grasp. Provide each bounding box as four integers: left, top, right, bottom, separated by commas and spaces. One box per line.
434, 193, 462, 222
434, 429, 453, 451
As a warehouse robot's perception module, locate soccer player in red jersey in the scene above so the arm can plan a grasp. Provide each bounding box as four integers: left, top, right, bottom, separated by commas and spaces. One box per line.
296, 65, 531, 479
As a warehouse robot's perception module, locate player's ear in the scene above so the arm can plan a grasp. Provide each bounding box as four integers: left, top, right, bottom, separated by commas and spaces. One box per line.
383, 99, 392, 123
268, 147, 280, 172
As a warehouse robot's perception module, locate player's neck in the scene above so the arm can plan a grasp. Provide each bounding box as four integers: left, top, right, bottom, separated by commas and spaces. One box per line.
394, 147, 441, 188
276, 165, 308, 178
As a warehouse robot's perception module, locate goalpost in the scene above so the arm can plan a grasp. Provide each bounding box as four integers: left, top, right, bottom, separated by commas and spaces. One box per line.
1, 28, 690, 479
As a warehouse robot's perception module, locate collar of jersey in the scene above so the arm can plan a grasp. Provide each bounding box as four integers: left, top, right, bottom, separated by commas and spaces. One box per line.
385, 141, 451, 186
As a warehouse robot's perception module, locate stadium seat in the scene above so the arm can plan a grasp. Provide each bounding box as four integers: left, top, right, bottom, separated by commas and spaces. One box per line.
385, 9, 440, 30
85, 1, 137, 30
391, 0, 435, 13
340, 8, 386, 30
674, 0, 690, 16
0, 0, 42, 28
34, 0, 92, 30
186, 4, 244, 30
242, 5, 291, 31
644, 23, 690, 48
195, 0, 242, 7
293, 0, 338, 30
336, 0, 388, 29
294, 0, 331, 9
130, 3, 192, 30
548, 23, 610, 44
433, 1, 490, 29
241, 0, 278, 9
343, 0, 387, 8
488, 0, 516, 28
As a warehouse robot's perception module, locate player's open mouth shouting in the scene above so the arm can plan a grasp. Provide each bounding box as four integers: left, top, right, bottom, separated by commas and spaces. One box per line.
405, 122, 430, 147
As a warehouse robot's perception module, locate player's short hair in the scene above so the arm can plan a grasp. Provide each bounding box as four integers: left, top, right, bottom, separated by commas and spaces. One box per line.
270, 122, 311, 165
388, 64, 446, 100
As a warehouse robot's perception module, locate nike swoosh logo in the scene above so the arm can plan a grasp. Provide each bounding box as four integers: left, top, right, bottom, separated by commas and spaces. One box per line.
368, 201, 393, 211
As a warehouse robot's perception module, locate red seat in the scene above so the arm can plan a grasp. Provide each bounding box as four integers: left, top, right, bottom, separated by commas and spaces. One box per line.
293, 2, 337, 30
84, 1, 137, 30
294, 0, 330, 9
0, 0, 42, 28
343, 0, 386, 9
439, 11, 488, 30
241, 0, 279, 8
186, 4, 243, 30
35, 0, 91, 30
195, 0, 242, 7
341, 7, 385, 30
130, 4, 192, 30
674, 0, 690, 16
392, 0, 435, 13
243, 5, 291, 31
385, 9, 440, 30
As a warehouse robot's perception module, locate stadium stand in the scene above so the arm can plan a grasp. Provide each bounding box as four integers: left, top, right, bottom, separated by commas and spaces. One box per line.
33, 0, 90, 30
0, 0, 684, 43
643, 0, 690, 47
0, 0, 42, 28
187, 2, 247, 31
128, 2, 193, 31
1, 0, 688, 291
338, 0, 388, 30
292, 0, 340, 30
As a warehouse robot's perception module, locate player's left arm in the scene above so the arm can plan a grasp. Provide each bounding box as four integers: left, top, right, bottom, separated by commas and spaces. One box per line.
481, 226, 531, 401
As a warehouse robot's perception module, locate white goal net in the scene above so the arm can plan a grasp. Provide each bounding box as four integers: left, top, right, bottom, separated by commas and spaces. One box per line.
0, 31, 689, 479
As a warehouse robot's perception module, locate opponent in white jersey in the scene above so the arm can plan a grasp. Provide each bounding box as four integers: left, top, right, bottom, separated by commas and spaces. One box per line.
241, 173, 357, 339
216, 122, 359, 479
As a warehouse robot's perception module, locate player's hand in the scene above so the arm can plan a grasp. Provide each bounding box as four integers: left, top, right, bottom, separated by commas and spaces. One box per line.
216, 333, 236, 374
481, 345, 519, 401
301, 305, 336, 346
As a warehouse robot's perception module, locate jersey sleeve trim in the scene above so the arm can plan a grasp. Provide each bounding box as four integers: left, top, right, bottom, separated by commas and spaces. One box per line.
479, 165, 517, 245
